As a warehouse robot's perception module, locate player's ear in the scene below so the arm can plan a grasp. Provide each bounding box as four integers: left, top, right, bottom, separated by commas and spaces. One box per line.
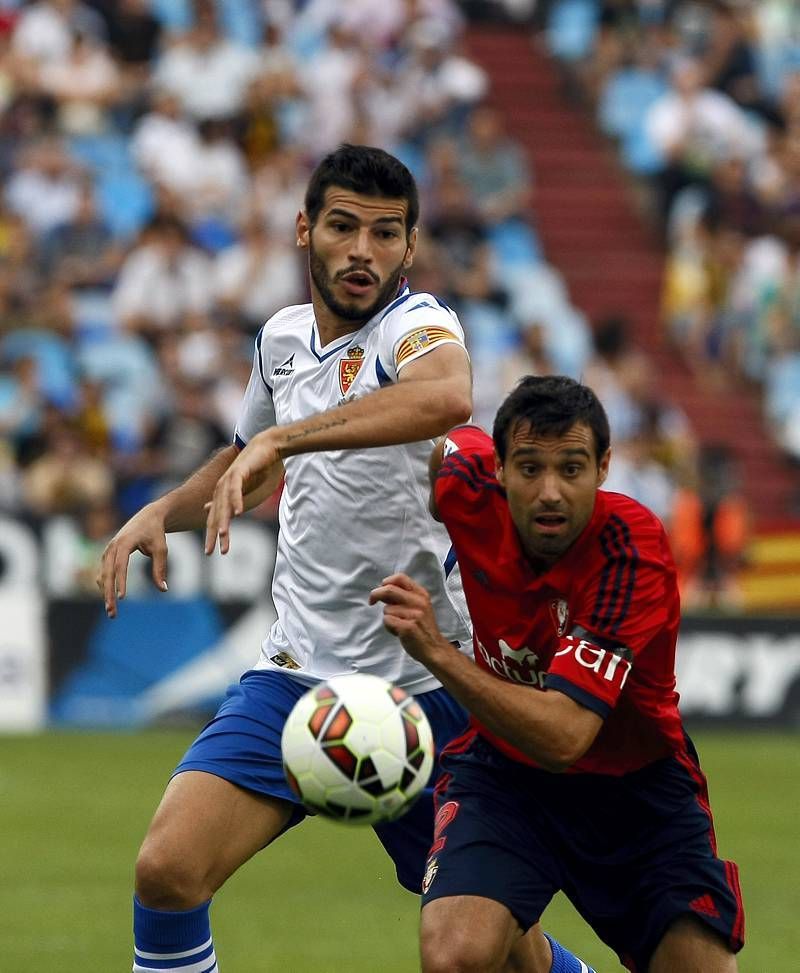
403, 226, 418, 269
494, 450, 505, 486
296, 210, 310, 249
597, 448, 611, 487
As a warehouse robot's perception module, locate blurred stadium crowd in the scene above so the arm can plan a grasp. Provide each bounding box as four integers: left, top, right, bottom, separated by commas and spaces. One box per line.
544, 0, 800, 464
1, 0, 797, 608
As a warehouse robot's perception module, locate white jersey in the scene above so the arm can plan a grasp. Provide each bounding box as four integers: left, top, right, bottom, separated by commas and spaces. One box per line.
235, 283, 473, 693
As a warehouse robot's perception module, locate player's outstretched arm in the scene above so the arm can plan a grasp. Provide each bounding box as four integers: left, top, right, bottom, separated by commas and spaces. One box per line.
205, 343, 471, 555
370, 573, 603, 772
98, 445, 245, 618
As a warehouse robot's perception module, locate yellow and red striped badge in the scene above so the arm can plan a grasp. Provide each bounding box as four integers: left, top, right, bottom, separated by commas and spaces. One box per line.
395, 327, 458, 368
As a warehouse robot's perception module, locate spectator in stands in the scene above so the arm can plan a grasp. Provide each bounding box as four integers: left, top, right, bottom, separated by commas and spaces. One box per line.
34, 25, 122, 135
670, 443, 749, 609
111, 214, 214, 339
23, 413, 114, 518
38, 178, 122, 288
458, 104, 533, 225
213, 212, 304, 331
5, 135, 84, 238
645, 55, 764, 221
153, 0, 262, 123
11, 0, 107, 68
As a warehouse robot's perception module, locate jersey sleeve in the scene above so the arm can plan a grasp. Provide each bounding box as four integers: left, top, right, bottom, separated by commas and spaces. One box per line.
544, 517, 674, 719
434, 425, 498, 523
233, 327, 277, 447
376, 293, 468, 380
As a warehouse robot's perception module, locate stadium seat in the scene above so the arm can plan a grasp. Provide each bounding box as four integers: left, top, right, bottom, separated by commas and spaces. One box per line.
546, 0, 599, 63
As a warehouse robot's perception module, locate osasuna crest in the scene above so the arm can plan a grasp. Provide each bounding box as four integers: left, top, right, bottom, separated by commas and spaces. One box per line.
550, 598, 569, 637
339, 344, 365, 396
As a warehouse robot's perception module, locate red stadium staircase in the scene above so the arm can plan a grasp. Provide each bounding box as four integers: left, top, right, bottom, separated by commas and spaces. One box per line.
465, 25, 800, 609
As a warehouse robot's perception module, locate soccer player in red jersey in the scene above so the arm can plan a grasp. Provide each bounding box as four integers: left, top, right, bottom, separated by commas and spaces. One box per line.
370, 375, 744, 973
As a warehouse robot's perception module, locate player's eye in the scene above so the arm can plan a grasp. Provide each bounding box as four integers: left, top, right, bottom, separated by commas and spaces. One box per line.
377, 229, 399, 240
563, 464, 582, 476
331, 222, 351, 233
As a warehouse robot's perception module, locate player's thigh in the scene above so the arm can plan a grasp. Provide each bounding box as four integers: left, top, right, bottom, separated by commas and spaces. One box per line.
139, 770, 294, 892
420, 895, 525, 973
648, 915, 738, 973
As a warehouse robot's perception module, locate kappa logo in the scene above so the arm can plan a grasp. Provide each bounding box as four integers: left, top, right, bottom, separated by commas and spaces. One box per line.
272, 354, 295, 377
339, 345, 365, 396
550, 598, 569, 637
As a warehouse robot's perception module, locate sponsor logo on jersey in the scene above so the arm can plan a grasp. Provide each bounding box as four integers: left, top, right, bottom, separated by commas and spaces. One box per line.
476, 637, 545, 687
339, 345, 364, 396
553, 636, 633, 689
395, 327, 458, 367
272, 354, 295, 377
421, 856, 439, 894
269, 651, 301, 670
550, 598, 569, 637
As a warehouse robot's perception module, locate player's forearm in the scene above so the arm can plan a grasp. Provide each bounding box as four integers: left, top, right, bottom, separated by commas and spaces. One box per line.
269, 377, 471, 458
152, 445, 240, 532
419, 643, 592, 772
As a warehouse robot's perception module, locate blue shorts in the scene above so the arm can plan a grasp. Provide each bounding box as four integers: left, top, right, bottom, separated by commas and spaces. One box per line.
174, 669, 469, 893
422, 733, 745, 972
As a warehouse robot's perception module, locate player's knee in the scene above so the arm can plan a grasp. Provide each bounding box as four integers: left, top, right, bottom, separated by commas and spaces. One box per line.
135, 839, 210, 910
421, 924, 504, 973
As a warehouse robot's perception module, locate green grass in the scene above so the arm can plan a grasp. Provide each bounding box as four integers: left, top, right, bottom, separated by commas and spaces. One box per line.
0, 731, 797, 971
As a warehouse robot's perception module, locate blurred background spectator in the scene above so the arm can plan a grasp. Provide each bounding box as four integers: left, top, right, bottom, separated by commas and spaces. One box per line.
0, 0, 795, 615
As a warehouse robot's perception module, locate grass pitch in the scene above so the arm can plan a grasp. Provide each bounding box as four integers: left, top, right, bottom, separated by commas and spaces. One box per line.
0, 730, 797, 971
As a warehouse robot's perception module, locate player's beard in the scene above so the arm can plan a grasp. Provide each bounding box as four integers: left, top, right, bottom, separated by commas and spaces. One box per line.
308, 238, 406, 325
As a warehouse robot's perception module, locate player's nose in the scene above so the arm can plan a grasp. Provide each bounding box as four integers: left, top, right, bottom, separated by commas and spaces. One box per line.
538, 472, 563, 504
348, 227, 374, 262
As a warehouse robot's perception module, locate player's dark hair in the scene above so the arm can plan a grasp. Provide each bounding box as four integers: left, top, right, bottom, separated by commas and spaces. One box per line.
304, 144, 419, 235
493, 375, 610, 464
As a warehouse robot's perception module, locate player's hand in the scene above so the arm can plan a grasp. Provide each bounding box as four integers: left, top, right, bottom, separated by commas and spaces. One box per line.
369, 573, 450, 665
96, 503, 168, 618
205, 430, 281, 555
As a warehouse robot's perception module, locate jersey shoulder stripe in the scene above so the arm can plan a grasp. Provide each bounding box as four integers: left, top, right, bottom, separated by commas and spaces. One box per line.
590, 514, 640, 635
439, 453, 505, 495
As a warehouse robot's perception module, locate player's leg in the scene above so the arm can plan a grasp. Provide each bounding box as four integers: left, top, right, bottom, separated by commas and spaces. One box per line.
648, 915, 738, 972
420, 894, 549, 973
554, 746, 744, 973
135, 771, 292, 910
412, 727, 596, 973
132, 670, 310, 973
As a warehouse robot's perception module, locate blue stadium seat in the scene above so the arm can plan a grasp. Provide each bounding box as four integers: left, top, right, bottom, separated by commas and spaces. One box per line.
96, 169, 154, 240
546, 0, 599, 63
488, 219, 542, 268
68, 134, 132, 174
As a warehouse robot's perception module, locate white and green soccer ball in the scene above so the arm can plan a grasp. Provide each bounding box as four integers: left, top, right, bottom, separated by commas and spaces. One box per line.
281, 673, 435, 825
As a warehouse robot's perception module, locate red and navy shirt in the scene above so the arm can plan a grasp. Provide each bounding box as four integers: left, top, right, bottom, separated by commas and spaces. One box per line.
435, 426, 686, 776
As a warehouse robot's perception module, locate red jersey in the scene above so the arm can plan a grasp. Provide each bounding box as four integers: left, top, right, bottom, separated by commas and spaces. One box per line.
435, 425, 687, 775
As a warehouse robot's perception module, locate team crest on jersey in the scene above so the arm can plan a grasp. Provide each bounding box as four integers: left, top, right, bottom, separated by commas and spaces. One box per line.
550, 599, 570, 637
421, 857, 439, 895
339, 345, 365, 396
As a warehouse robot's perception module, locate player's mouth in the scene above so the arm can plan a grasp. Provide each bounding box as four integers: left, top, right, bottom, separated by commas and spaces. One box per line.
339, 270, 378, 296
533, 513, 568, 535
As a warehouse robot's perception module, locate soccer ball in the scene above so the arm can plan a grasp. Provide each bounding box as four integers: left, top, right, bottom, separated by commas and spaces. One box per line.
281, 673, 435, 825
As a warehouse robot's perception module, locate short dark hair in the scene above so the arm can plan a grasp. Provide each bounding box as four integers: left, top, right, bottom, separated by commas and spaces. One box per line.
304, 144, 419, 235
493, 375, 610, 463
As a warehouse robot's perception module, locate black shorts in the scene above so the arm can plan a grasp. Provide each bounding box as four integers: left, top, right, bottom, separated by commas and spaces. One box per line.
421, 733, 745, 972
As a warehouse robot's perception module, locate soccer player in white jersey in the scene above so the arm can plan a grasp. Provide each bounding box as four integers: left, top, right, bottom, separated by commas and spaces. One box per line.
99, 145, 590, 973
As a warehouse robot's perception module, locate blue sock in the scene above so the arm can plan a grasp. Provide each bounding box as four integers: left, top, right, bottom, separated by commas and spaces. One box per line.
133, 896, 218, 973
545, 932, 597, 973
